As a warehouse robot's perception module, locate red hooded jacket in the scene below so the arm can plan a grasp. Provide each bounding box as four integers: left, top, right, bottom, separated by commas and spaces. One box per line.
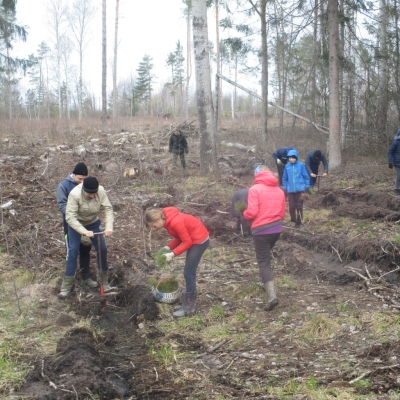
243, 170, 286, 231
163, 207, 209, 256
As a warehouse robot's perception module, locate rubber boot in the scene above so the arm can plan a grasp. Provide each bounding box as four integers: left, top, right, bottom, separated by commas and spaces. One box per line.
82, 278, 98, 288
99, 270, 112, 292
58, 276, 74, 299
264, 281, 279, 311
173, 291, 196, 318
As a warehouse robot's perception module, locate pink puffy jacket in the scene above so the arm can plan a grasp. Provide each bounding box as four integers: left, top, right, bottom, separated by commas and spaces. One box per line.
243, 170, 286, 231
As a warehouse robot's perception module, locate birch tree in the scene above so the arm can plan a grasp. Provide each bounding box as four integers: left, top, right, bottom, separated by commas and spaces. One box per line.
46, 0, 68, 119
192, 0, 218, 175
69, 0, 96, 121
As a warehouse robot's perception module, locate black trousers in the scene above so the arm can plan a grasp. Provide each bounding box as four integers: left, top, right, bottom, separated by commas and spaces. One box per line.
252, 233, 281, 283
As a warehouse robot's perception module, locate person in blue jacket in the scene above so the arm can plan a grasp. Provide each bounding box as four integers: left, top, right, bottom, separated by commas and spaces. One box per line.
272, 147, 293, 186
305, 150, 329, 187
388, 130, 400, 195
282, 149, 310, 228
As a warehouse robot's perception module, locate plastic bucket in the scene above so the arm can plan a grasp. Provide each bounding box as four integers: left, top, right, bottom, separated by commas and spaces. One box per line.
152, 277, 180, 304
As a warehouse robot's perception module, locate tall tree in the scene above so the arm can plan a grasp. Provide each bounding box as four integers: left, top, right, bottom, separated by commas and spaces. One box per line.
135, 54, 155, 115
101, 0, 107, 129
192, 0, 218, 175
328, 0, 341, 169
112, 0, 119, 119
183, 0, 192, 119
46, 0, 68, 119
69, 0, 96, 121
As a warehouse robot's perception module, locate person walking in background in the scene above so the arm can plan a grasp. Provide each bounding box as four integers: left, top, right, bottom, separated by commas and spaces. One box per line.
169, 129, 188, 169
56, 163, 97, 289
272, 147, 294, 186
305, 149, 329, 187
282, 149, 310, 229
145, 207, 209, 318
388, 130, 400, 195
59, 176, 114, 299
243, 169, 286, 311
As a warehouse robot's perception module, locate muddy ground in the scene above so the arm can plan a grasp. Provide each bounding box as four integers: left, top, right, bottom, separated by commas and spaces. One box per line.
1, 124, 400, 399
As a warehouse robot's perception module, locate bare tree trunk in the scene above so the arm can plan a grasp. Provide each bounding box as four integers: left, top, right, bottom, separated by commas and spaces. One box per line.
376, 0, 388, 137
260, 0, 268, 146
214, 0, 221, 129
185, 5, 192, 119
312, 0, 318, 122
112, 0, 119, 119
101, 0, 107, 130
328, 0, 341, 169
192, 0, 218, 175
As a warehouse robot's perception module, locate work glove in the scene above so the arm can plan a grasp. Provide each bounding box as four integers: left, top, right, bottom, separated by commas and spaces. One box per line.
165, 252, 175, 262
277, 159, 282, 166
389, 163, 393, 169
159, 246, 171, 254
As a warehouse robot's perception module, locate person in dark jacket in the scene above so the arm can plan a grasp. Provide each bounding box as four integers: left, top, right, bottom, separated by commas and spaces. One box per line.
282, 149, 310, 229
388, 130, 400, 194
230, 188, 251, 236
169, 129, 188, 169
56, 163, 97, 290
305, 150, 328, 187
272, 147, 293, 186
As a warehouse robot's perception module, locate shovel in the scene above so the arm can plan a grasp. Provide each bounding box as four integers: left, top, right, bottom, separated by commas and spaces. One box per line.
94, 232, 105, 297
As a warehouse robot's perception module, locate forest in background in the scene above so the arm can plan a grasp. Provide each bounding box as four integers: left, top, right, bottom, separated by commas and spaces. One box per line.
0, 0, 399, 151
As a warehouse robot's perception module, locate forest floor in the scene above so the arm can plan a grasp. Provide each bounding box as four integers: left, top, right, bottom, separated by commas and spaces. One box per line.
1, 121, 400, 399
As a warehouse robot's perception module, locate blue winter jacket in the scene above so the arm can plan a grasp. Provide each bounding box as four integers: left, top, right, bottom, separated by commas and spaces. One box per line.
388, 137, 400, 168
272, 147, 293, 165
282, 149, 310, 193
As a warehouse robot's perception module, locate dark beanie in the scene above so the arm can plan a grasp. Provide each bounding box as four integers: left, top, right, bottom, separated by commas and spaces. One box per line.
72, 162, 88, 176
83, 176, 99, 193
314, 150, 321, 159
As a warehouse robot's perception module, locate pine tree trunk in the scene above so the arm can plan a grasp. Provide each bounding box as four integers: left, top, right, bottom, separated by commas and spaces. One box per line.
112, 0, 119, 120
260, 0, 268, 146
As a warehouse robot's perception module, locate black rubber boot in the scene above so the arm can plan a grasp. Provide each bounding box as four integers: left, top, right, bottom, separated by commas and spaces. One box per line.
173, 291, 196, 318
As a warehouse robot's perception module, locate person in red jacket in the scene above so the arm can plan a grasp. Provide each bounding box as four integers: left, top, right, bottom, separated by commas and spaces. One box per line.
145, 207, 209, 318
243, 169, 286, 310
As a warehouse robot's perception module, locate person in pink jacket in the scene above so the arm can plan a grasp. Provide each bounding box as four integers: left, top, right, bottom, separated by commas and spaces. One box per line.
243, 169, 286, 310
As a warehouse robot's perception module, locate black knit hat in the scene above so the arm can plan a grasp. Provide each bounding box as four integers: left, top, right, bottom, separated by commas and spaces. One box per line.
83, 176, 99, 193
314, 150, 322, 159
72, 162, 88, 176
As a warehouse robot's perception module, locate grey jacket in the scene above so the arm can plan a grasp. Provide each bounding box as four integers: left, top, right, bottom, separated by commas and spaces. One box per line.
56, 174, 76, 215
66, 184, 114, 235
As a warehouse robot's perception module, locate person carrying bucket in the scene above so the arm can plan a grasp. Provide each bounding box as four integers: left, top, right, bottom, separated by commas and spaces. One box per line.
59, 176, 114, 299
145, 207, 209, 318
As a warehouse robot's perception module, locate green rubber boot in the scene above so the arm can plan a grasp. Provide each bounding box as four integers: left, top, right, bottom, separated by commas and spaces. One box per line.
264, 281, 279, 311
58, 276, 74, 299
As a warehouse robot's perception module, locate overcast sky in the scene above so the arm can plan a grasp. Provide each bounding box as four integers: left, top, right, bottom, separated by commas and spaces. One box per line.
14, 0, 192, 98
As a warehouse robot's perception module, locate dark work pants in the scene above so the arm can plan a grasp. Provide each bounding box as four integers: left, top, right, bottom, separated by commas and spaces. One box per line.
184, 239, 209, 292
66, 220, 107, 277
252, 233, 281, 283
288, 192, 304, 226
172, 153, 186, 168
237, 215, 252, 236
63, 218, 92, 280
276, 161, 285, 186
310, 165, 319, 187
